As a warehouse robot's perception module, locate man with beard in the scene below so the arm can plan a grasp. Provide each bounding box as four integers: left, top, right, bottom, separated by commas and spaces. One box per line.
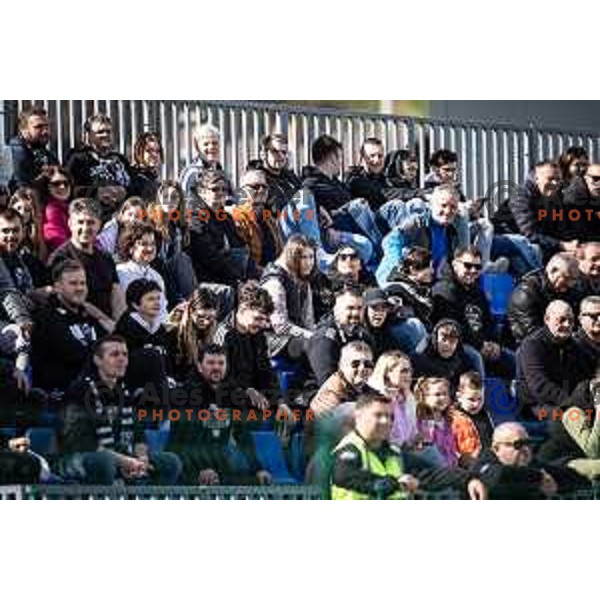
64, 113, 132, 210
305, 288, 373, 386
9, 106, 58, 192
257, 133, 302, 211
31, 259, 109, 395
167, 344, 272, 486
516, 301, 592, 420
432, 246, 513, 377
508, 252, 584, 343
233, 167, 283, 271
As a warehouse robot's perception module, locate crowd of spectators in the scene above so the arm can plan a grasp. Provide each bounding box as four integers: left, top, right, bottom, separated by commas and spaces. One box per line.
1, 104, 600, 499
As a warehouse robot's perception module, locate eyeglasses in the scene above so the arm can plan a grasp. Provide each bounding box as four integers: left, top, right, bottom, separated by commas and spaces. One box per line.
350, 359, 374, 369
459, 261, 482, 271
49, 179, 69, 188
499, 438, 530, 450
582, 313, 600, 322
338, 253, 359, 261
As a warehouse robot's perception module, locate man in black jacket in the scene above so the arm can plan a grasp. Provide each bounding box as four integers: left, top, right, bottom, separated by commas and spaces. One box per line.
0, 208, 35, 341
187, 170, 250, 285
8, 106, 58, 193
345, 137, 390, 211
579, 241, 600, 296
508, 252, 584, 344
561, 163, 600, 242
305, 287, 373, 386
64, 113, 132, 205
574, 296, 600, 377
167, 344, 272, 485
432, 246, 513, 377
509, 161, 575, 261
516, 300, 592, 420
61, 334, 181, 485
470, 422, 589, 499
213, 281, 282, 409
31, 259, 108, 395
257, 133, 302, 211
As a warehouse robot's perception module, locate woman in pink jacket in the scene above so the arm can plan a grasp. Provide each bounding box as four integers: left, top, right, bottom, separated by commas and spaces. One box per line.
35, 166, 73, 253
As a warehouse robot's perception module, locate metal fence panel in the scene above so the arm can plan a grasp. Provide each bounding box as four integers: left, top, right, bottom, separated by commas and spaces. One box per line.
3, 100, 600, 207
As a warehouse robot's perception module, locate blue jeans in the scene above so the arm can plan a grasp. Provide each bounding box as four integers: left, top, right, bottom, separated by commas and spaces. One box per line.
64, 450, 182, 485
279, 191, 373, 271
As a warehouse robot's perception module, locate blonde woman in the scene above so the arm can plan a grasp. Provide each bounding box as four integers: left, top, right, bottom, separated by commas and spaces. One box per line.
369, 351, 418, 448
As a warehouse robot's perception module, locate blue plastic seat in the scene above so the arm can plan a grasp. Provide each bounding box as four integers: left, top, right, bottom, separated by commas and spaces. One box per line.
484, 378, 521, 425
481, 273, 514, 318
144, 420, 171, 454
288, 432, 306, 481
26, 427, 58, 455
250, 431, 298, 484
271, 357, 302, 393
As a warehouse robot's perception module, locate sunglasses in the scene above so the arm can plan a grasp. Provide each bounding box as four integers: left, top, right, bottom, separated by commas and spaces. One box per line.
500, 438, 530, 450
350, 359, 374, 369
49, 180, 70, 187
459, 261, 482, 271
339, 253, 359, 261
582, 313, 600, 322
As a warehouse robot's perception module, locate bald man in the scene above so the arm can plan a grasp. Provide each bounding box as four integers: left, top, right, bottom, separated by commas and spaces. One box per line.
470, 422, 588, 499
516, 300, 593, 420
508, 252, 584, 343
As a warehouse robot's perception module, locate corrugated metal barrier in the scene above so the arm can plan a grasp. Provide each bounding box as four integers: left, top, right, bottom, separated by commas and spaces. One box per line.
3, 100, 599, 207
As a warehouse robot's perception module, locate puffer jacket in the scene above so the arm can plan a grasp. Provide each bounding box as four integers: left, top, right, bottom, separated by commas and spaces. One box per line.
507, 269, 585, 343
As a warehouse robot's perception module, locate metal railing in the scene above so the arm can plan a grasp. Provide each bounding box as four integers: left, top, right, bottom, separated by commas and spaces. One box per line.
2, 484, 596, 500
3, 100, 599, 201
0, 484, 325, 500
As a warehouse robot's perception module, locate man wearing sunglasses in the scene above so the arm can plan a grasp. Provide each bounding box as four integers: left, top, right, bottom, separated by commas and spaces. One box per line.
574, 296, 600, 377
311, 341, 376, 419
470, 422, 588, 499
432, 246, 514, 378
257, 133, 302, 212
8, 106, 58, 193
305, 288, 373, 387
562, 163, 600, 243
233, 167, 283, 271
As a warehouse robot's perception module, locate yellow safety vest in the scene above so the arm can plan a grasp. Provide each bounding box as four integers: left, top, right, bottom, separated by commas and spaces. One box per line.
331, 431, 406, 500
